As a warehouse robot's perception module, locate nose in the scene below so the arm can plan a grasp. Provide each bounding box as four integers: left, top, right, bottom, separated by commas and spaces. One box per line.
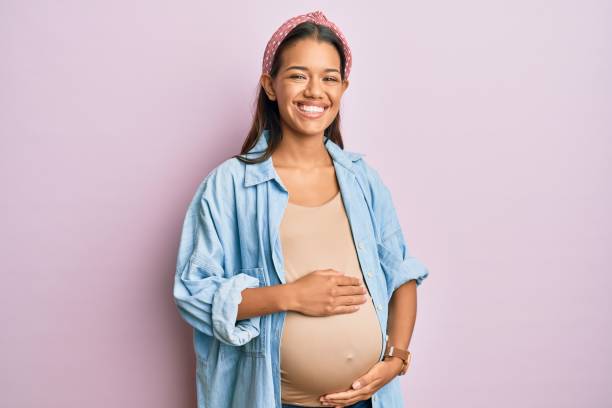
304, 77, 323, 98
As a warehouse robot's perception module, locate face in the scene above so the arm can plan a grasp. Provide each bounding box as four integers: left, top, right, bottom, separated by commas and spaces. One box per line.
261, 37, 349, 139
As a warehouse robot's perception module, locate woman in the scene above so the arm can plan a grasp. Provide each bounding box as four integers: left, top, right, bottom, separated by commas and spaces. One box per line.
173, 10, 429, 408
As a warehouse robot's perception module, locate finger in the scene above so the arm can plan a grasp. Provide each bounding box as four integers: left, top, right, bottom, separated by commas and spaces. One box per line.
318, 269, 344, 275
323, 378, 381, 402
333, 305, 362, 314
336, 294, 368, 307
323, 393, 367, 406
325, 397, 363, 407
336, 275, 363, 286
323, 373, 372, 400
322, 389, 362, 400
336, 285, 367, 297
323, 388, 375, 406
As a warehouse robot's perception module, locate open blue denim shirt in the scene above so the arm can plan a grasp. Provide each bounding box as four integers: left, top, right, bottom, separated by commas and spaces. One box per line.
173, 129, 429, 408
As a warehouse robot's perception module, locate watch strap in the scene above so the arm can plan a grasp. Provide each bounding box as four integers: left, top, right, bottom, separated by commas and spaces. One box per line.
383, 338, 411, 376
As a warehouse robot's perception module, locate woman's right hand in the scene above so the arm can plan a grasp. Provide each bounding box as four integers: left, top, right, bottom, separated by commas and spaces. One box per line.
286, 269, 369, 316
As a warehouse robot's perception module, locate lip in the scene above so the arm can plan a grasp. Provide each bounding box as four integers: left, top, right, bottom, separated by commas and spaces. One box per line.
295, 101, 329, 108
294, 102, 329, 119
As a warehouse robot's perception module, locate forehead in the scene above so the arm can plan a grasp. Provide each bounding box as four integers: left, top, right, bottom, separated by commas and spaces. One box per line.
280, 38, 341, 68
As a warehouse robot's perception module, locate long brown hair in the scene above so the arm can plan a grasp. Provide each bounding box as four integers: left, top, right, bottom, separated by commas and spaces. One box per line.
233, 21, 348, 165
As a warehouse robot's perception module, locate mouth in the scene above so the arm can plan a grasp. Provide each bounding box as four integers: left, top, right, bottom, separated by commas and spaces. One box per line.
294, 102, 329, 119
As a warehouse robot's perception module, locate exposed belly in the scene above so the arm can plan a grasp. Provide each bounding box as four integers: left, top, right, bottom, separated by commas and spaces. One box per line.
280, 294, 383, 406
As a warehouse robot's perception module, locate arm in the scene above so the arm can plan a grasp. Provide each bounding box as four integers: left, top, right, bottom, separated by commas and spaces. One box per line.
236, 284, 293, 320
319, 163, 429, 404
173, 171, 264, 347
366, 167, 429, 295
366, 164, 428, 361
319, 280, 419, 404
384, 280, 417, 370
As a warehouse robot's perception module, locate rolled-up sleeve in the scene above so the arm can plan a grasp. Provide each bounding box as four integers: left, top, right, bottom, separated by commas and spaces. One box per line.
378, 224, 430, 291
173, 175, 262, 346
367, 165, 430, 294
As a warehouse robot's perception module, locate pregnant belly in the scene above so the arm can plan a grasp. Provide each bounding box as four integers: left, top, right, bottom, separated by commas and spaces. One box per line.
280, 295, 384, 405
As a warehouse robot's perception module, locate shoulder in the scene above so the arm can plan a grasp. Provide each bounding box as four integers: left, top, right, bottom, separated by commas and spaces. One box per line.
351, 154, 399, 235
350, 153, 388, 196
194, 156, 244, 202
344, 148, 366, 163
207, 156, 244, 180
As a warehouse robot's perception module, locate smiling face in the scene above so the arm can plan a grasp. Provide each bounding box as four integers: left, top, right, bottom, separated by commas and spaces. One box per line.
260, 37, 349, 139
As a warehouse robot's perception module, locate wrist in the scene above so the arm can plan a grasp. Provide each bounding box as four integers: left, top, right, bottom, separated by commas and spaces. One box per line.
278, 282, 298, 312
383, 356, 404, 376
383, 339, 411, 376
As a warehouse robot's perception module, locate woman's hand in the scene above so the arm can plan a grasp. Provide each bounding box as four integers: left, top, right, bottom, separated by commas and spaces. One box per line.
287, 269, 368, 316
318, 357, 403, 407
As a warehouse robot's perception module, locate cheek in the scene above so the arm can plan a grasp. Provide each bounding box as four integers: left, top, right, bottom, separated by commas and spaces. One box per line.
277, 84, 301, 100
277, 93, 297, 110
327, 103, 340, 116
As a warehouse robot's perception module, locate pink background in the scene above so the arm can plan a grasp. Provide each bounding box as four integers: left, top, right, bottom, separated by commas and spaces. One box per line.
2, 1, 610, 407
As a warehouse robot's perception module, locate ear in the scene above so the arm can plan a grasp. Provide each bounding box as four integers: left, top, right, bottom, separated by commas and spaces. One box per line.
260, 74, 276, 101
341, 78, 350, 95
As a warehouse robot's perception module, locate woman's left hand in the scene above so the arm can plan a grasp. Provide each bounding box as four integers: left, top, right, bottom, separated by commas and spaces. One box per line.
319, 357, 403, 407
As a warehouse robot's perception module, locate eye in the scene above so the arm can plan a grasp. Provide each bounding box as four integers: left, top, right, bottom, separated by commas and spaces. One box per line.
290, 74, 306, 80
324, 77, 339, 82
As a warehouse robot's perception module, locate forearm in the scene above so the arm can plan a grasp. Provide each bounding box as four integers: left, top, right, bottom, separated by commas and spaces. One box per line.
386, 280, 417, 350
236, 283, 294, 321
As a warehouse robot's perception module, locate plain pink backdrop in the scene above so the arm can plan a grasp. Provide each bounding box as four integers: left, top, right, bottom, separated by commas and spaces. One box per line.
1, 1, 610, 407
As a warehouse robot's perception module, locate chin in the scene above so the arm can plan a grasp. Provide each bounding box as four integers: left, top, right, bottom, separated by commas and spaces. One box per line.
300, 121, 331, 133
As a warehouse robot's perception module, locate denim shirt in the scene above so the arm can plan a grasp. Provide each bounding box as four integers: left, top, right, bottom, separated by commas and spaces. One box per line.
173, 129, 429, 408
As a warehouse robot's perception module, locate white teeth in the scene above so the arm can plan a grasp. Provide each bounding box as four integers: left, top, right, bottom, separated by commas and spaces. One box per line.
297, 103, 325, 113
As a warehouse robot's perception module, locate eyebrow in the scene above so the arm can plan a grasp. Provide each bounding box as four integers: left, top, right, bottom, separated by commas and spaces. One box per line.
284, 65, 341, 74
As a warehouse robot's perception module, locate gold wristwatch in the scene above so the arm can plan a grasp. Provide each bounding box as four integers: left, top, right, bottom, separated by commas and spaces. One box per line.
383, 336, 412, 376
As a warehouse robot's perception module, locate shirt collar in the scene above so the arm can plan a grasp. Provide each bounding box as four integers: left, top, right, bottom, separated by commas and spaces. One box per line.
244, 129, 364, 187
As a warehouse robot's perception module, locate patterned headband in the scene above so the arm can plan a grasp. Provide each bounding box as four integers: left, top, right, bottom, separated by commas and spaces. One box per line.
262, 10, 352, 80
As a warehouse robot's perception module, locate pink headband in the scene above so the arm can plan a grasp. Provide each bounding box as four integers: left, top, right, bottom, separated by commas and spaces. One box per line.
262, 10, 352, 80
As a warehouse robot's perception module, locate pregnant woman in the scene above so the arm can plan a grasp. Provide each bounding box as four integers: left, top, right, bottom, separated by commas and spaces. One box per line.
173, 10, 429, 408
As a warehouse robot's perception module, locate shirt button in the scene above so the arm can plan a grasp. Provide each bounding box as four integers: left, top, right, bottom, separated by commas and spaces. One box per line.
377, 304, 383, 310
372, 395, 377, 401
367, 272, 373, 278
358, 241, 365, 250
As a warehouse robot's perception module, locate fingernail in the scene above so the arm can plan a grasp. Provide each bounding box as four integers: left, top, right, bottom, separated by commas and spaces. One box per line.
353, 381, 361, 389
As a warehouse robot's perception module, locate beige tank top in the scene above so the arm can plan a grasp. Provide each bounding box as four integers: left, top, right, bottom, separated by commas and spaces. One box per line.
279, 190, 383, 407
